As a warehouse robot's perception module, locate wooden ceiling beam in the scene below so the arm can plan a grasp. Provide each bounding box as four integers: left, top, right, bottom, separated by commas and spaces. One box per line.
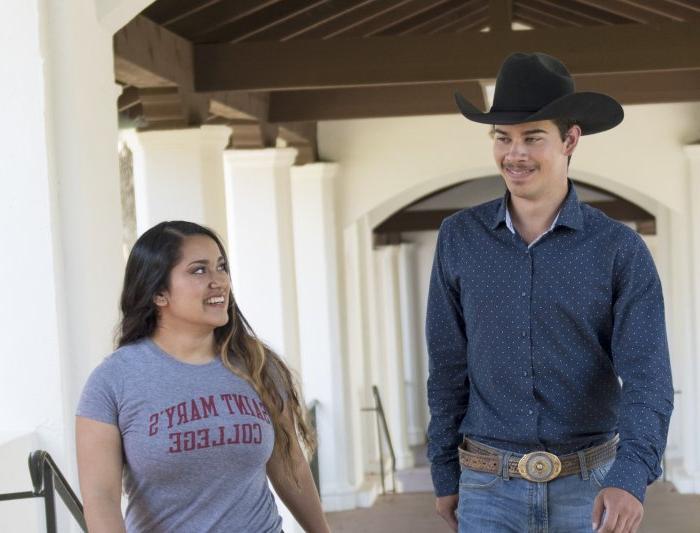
193, 20, 700, 91
456, 15, 490, 31
489, 0, 512, 32
268, 82, 485, 122
267, 69, 700, 122
572, 0, 675, 23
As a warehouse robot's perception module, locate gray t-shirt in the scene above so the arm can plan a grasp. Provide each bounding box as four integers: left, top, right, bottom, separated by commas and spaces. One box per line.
76, 338, 282, 533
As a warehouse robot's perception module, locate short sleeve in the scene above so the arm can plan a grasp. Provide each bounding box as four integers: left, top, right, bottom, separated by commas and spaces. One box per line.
76, 356, 123, 426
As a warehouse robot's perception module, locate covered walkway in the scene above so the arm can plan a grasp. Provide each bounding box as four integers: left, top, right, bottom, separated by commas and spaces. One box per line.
328, 482, 700, 533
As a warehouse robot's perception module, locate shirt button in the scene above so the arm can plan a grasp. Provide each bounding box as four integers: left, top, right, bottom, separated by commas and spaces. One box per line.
528, 410, 534, 415
521, 291, 526, 297
523, 371, 528, 377
521, 330, 527, 338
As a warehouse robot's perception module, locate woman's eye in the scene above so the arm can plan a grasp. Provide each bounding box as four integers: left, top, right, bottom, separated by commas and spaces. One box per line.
192, 267, 206, 274
217, 263, 227, 272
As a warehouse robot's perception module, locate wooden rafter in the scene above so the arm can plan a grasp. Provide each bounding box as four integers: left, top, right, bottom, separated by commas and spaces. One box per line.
243, 0, 378, 42
518, 1, 596, 26
395, 0, 486, 35
514, 3, 582, 27
194, 0, 330, 43
193, 20, 700, 91
572, 0, 676, 23
142, 0, 222, 27
426, 4, 490, 34
375, 0, 482, 36
489, 0, 512, 32
163, 1, 281, 39
322, 0, 438, 38
618, 0, 700, 21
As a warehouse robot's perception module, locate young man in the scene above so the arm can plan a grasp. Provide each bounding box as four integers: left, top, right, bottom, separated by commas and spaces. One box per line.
426, 52, 674, 533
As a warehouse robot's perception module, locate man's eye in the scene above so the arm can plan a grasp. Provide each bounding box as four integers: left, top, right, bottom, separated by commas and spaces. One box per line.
525, 137, 541, 143
496, 137, 509, 143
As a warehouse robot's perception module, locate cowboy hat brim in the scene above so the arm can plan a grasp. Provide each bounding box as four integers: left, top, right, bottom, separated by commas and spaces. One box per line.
455, 91, 624, 135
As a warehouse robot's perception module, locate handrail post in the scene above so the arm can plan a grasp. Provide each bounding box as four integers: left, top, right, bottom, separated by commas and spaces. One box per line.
43, 462, 57, 533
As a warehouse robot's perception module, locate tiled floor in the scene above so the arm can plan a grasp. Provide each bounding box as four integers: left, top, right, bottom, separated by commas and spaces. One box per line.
327, 481, 700, 533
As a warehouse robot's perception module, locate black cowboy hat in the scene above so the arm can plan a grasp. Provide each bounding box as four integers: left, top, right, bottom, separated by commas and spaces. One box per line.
455, 52, 623, 135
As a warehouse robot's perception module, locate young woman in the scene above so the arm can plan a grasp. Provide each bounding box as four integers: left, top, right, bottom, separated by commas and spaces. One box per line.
76, 221, 329, 532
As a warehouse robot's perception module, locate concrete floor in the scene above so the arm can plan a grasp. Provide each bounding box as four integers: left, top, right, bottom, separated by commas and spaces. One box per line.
327, 482, 700, 533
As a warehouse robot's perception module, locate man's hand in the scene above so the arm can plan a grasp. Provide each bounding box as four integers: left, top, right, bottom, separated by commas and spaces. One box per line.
435, 494, 459, 531
592, 487, 643, 533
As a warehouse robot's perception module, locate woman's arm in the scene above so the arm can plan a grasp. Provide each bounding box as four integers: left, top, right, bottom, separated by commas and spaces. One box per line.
266, 437, 330, 533
76, 416, 126, 533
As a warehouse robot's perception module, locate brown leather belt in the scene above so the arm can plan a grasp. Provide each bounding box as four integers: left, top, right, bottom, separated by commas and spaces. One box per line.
458, 435, 618, 483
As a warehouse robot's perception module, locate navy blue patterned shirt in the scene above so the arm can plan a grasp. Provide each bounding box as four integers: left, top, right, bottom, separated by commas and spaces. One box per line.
426, 181, 674, 502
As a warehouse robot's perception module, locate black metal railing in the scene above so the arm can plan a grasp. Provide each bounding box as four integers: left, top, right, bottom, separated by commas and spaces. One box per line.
362, 385, 396, 494
0, 450, 86, 532
307, 399, 321, 497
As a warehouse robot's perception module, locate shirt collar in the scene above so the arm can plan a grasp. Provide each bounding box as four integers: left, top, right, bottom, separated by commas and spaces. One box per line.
490, 179, 583, 232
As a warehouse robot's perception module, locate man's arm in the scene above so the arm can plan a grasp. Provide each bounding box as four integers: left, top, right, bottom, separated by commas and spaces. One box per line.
426, 223, 470, 504
600, 230, 674, 502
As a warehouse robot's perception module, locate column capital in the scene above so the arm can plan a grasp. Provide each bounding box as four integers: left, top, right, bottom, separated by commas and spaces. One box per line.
223, 147, 298, 168
290, 162, 339, 181
200, 125, 232, 148
122, 127, 204, 152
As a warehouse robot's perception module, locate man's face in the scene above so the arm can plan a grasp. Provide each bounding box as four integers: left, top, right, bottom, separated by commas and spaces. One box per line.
492, 120, 579, 201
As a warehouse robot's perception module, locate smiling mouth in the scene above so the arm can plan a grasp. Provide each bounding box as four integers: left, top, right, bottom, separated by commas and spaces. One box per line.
504, 166, 536, 179
204, 296, 226, 305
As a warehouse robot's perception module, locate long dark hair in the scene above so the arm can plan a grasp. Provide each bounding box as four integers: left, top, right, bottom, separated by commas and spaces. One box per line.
118, 221, 315, 483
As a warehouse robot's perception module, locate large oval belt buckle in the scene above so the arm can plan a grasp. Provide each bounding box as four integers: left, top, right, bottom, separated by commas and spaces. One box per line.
517, 451, 562, 482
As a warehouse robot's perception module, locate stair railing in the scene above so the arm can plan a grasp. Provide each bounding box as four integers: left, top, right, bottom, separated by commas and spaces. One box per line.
0, 450, 86, 532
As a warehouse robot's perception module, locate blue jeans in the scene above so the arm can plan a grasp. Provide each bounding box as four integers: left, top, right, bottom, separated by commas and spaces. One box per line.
457, 454, 613, 532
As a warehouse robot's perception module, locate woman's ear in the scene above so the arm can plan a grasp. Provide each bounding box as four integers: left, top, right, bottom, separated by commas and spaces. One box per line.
153, 293, 168, 307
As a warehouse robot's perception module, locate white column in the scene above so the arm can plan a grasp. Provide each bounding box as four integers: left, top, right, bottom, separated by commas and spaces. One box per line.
222, 148, 302, 531
123, 126, 231, 238
397, 243, 426, 446
375, 246, 415, 471
0, 0, 125, 529
290, 163, 358, 510
675, 145, 700, 492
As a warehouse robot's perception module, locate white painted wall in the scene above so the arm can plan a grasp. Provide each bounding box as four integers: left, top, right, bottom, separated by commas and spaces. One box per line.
1, 0, 125, 530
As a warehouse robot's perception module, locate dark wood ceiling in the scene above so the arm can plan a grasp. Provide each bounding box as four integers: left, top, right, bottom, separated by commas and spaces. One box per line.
115, 0, 700, 163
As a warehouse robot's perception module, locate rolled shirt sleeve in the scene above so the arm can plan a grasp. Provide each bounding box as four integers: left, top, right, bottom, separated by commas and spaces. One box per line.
426, 220, 470, 497
601, 231, 674, 502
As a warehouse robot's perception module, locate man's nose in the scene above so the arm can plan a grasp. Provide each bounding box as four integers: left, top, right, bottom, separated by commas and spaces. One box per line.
505, 140, 527, 159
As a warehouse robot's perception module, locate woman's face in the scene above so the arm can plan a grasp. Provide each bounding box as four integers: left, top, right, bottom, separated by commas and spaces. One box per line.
155, 235, 231, 332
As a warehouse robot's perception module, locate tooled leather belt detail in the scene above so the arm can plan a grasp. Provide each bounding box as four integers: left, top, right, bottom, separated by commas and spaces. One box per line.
458, 435, 619, 483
